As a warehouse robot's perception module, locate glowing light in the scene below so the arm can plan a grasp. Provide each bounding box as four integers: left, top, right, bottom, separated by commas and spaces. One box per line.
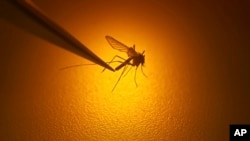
3, 0, 245, 140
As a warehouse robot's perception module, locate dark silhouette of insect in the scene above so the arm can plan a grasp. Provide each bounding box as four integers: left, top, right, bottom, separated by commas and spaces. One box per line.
104, 36, 147, 91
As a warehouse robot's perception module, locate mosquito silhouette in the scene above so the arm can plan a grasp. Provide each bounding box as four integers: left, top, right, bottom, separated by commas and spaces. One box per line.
104, 36, 147, 91
59, 36, 147, 92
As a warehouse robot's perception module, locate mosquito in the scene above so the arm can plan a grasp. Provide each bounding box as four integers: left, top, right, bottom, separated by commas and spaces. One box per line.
104, 36, 147, 91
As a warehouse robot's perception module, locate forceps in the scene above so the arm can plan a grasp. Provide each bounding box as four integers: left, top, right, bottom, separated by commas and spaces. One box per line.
16, 0, 114, 72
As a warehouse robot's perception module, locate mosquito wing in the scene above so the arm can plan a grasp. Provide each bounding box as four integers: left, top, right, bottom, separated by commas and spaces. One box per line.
105, 36, 129, 52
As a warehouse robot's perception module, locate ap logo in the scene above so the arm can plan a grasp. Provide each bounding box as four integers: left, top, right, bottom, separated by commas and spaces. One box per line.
230, 125, 250, 141
234, 129, 247, 136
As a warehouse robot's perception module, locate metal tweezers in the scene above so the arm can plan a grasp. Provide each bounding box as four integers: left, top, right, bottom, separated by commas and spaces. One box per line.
16, 0, 114, 72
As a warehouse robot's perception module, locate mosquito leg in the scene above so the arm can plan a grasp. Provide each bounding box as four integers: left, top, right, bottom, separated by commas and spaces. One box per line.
112, 64, 128, 92
141, 65, 148, 77
59, 60, 124, 71
123, 64, 133, 77
134, 67, 138, 87
106, 60, 124, 65
102, 55, 126, 72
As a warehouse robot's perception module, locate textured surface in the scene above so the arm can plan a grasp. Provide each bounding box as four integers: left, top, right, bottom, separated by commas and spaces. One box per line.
1, 0, 250, 140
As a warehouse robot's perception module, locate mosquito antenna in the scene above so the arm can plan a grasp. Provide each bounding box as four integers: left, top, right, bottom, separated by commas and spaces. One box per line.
140, 65, 147, 77
134, 67, 138, 87
112, 64, 128, 92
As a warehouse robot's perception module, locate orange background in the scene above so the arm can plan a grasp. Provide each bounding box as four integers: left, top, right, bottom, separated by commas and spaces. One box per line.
1, 0, 250, 140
